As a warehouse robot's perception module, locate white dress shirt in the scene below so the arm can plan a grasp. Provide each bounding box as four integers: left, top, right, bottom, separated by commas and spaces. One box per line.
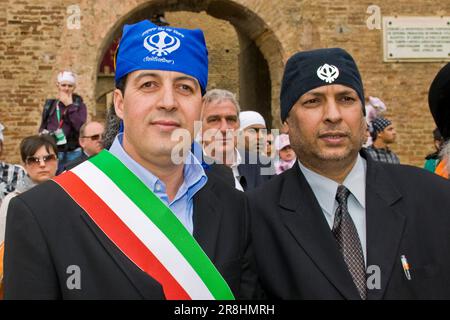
230, 148, 244, 192
298, 155, 367, 264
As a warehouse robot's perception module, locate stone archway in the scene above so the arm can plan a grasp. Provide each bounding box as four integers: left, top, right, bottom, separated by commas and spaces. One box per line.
94, 0, 284, 128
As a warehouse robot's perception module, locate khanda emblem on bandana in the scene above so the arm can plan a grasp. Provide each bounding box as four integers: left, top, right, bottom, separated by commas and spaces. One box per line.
317, 64, 340, 83
143, 31, 181, 57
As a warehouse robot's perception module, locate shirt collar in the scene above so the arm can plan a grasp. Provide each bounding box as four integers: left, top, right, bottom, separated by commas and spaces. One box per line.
343, 154, 366, 209
202, 146, 241, 167
183, 152, 208, 201
109, 133, 207, 201
230, 148, 242, 168
298, 154, 366, 216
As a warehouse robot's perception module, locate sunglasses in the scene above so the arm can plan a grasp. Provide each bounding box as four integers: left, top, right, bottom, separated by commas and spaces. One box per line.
25, 154, 58, 166
82, 134, 102, 141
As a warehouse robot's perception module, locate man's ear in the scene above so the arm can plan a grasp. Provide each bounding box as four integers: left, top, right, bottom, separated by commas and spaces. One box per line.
283, 120, 290, 135
113, 89, 125, 120
78, 137, 85, 149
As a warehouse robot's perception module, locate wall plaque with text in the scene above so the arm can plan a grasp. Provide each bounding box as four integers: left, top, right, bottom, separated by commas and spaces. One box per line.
383, 16, 450, 62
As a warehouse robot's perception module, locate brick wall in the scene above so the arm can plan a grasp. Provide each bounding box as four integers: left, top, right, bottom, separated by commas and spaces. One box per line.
1, 0, 449, 166
165, 11, 240, 95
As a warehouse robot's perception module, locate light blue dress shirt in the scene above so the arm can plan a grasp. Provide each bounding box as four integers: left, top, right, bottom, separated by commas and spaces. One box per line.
298, 155, 367, 265
109, 134, 208, 235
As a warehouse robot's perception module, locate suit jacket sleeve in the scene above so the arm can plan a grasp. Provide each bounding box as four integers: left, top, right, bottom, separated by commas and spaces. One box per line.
3, 196, 60, 299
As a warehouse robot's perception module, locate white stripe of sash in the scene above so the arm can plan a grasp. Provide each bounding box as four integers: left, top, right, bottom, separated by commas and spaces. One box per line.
71, 161, 215, 300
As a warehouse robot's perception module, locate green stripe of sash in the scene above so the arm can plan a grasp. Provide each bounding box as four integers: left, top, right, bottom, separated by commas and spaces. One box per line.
89, 150, 235, 300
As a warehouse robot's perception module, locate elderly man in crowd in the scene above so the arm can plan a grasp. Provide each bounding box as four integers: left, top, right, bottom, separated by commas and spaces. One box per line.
201, 89, 273, 191
64, 121, 105, 171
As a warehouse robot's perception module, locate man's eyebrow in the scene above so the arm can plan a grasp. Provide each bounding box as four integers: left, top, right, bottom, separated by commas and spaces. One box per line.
134, 72, 160, 81
303, 90, 357, 97
336, 90, 357, 96
302, 91, 324, 97
206, 115, 220, 121
175, 76, 199, 89
133, 73, 199, 89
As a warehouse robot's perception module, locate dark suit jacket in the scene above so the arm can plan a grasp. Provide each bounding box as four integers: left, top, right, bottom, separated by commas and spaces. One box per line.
237, 150, 274, 191
63, 152, 89, 171
3, 172, 259, 299
206, 150, 274, 192
248, 152, 450, 299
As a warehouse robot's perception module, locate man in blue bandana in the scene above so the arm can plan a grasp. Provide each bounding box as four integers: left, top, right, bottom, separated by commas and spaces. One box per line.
4, 20, 260, 300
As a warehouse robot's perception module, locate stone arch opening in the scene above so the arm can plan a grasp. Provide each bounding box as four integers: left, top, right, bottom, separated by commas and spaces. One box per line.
95, 0, 284, 128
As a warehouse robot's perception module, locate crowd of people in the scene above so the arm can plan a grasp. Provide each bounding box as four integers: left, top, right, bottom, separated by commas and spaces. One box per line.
0, 19, 449, 300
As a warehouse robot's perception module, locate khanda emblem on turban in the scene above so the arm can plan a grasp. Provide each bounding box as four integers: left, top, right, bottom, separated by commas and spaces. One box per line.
143, 31, 181, 57
317, 64, 340, 83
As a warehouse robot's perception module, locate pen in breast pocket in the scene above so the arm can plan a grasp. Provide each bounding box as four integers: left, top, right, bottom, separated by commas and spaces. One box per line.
401, 255, 412, 280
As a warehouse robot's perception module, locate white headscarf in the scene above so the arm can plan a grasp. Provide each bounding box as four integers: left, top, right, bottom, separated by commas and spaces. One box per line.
365, 96, 387, 124
57, 71, 77, 84
239, 111, 266, 130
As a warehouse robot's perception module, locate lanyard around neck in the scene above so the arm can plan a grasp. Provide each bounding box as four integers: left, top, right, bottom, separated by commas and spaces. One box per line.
55, 101, 64, 129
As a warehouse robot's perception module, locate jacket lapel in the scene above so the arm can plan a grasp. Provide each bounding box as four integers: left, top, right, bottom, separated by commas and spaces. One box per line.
207, 163, 235, 188
364, 156, 406, 299
279, 164, 362, 299
193, 179, 223, 261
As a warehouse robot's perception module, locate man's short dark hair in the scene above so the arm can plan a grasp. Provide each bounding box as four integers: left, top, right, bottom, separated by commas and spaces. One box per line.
115, 76, 127, 96
20, 135, 58, 163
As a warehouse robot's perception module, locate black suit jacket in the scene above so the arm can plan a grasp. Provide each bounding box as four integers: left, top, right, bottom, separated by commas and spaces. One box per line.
248, 153, 450, 299
206, 150, 274, 192
4, 172, 259, 299
237, 150, 274, 191
63, 152, 89, 171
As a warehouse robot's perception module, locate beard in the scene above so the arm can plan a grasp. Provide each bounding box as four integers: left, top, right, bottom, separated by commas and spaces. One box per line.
289, 117, 367, 165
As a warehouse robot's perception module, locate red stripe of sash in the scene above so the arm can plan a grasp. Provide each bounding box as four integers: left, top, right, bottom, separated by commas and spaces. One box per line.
54, 171, 191, 300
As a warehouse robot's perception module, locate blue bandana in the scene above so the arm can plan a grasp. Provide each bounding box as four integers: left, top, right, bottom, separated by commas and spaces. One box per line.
115, 20, 208, 94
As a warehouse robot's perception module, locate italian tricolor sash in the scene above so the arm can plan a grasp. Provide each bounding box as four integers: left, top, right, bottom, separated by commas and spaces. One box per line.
53, 150, 234, 300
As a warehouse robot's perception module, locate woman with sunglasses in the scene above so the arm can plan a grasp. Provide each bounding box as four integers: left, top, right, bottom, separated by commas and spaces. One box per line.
0, 134, 58, 297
